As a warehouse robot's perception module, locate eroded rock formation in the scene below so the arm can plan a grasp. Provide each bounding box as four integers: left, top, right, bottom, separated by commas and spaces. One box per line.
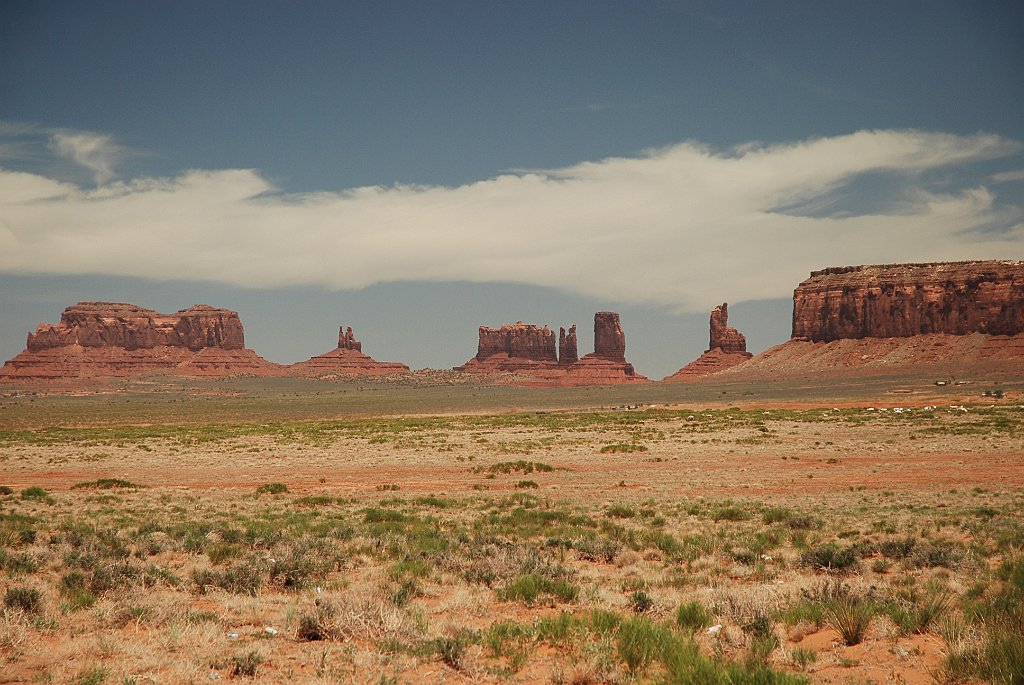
338, 326, 362, 352
593, 312, 626, 361
559, 325, 578, 366
287, 325, 409, 378
457, 314, 646, 385
792, 261, 1024, 342
665, 302, 753, 381
1, 302, 278, 381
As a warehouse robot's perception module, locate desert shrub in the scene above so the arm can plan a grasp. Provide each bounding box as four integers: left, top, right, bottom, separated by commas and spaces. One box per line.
676, 600, 713, 633
893, 583, 955, 634
975, 556, 1024, 685
787, 514, 820, 530
255, 482, 288, 495
600, 443, 647, 454
74, 667, 109, 685
499, 574, 578, 605
20, 486, 53, 503
71, 478, 141, 489
4, 586, 42, 613
0, 486, 15, 495
607, 504, 636, 519
515, 480, 539, 489
762, 507, 793, 524
630, 590, 655, 614
826, 596, 875, 646
431, 630, 477, 670
193, 559, 265, 595
909, 541, 962, 569
231, 650, 264, 677
791, 646, 817, 670
363, 508, 409, 524
296, 599, 340, 641
801, 543, 858, 572
59, 572, 97, 611
713, 506, 750, 522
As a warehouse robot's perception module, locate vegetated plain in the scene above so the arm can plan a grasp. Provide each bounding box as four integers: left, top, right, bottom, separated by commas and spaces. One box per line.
0, 375, 1022, 684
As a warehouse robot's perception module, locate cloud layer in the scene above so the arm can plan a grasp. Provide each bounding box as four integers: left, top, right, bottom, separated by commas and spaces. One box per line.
1, 129, 1021, 312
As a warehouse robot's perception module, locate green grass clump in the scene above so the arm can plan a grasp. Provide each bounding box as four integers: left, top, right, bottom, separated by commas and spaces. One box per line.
0, 485, 14, 495
499, 574, 578, 605
676, 600, 713, 633
20, 486, 53, 503
616, 616, 670, 674
255, 482, 289, 495
826, 596, 875, 646
515, 480, 539, 489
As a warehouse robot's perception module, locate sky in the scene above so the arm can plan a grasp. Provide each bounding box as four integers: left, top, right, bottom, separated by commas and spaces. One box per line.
1, 1, 1022, 378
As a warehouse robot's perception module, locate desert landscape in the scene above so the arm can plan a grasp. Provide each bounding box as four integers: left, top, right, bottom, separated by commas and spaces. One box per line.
1, 261, 1022, 684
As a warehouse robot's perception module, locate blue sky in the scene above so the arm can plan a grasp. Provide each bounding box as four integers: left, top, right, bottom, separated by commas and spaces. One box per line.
1, 1, 1022, 377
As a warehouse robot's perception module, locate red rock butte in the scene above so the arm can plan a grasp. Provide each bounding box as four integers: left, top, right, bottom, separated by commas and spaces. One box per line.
286, 325, 410, 377
456, 312, 647, 386
792, 260, 1024, 341
665, 303, 753, 381
732, 260, 1024, 379
0, 302, 278, 381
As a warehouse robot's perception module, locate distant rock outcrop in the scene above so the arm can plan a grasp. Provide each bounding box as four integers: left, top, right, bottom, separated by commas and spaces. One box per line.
792, 261, 1024, 342
559, 325, 578, 366
724, 261, 1024, 380
592, 312, 626, 361
287, 325, 410, 378
0, 302, 278, 381
664, 303, 753, 381
457, 313, 647, 385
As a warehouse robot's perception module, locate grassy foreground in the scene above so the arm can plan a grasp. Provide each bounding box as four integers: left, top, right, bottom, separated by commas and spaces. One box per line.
0, 382, 1022, 683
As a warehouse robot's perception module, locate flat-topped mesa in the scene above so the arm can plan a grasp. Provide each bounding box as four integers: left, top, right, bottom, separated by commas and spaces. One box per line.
474, 323, 557, 363
592, 311, 626, 361
2, 301, 276, 381
664, 302, 753, 381
288, 324, 409, 378
792, 260, 1024, 342
710, 303, 748, 354
559, 325, 578, 365
338, 326, 362, 351
26, 302, 245, 352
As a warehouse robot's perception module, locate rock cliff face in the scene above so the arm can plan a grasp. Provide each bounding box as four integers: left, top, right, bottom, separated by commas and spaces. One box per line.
287, 325, 409, 378
1, 302, 277, 381
593, 312, 626, 361
457, 313, 646, 385
664, 302, 753, 381
559, 325, 578, 365
792, 261, 1024, 342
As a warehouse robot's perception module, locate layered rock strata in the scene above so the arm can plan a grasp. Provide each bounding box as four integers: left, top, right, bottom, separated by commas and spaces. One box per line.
456, 323, 560, 374
792, 261, 1024, 342
723, 260, 1024, 379
1, 302, 278, 381
665, 303, 753, 381
287, 325, 410, 377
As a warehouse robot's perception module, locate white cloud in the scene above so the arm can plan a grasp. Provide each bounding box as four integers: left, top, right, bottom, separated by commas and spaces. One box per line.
0, 129, 1021, 312
49, 131, 124, 184
991, 169, 1024, 183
